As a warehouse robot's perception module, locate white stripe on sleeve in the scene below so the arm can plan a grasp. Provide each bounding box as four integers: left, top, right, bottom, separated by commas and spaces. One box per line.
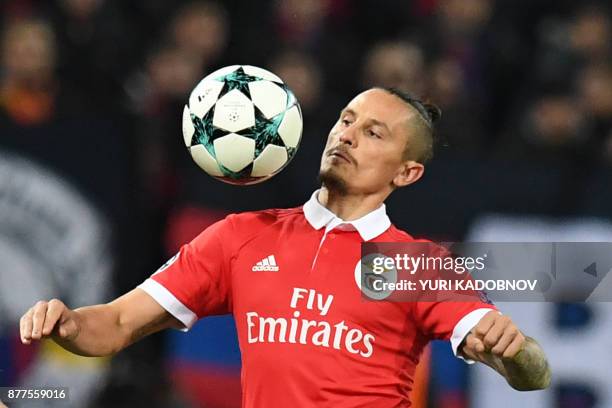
138, 278, 198, 331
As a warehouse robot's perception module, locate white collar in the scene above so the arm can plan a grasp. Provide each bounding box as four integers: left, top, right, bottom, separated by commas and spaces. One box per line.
302, 190, 391, 241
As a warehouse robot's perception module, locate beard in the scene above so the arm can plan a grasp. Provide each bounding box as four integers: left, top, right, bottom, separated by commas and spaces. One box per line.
318, 166, 348, 195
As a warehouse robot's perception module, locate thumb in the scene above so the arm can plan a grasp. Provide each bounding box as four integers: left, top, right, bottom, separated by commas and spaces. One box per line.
464, 333, 486, 355
54, 312, 80, 341
472, 336, 486, 353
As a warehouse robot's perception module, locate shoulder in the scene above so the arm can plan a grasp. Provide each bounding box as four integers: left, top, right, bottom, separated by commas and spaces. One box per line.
189, 206, 304, 252
226, 206, 304, 230
226, 207, 305, 250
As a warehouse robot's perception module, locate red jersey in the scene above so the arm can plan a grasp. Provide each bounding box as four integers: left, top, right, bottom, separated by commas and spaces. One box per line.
139, 191, 495, 407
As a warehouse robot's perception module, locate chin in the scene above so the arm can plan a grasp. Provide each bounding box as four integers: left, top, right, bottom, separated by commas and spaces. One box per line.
318, 167, 349, 194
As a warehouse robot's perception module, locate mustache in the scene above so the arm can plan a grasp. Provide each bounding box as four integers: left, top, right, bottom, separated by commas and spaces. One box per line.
326, 147, 356, 164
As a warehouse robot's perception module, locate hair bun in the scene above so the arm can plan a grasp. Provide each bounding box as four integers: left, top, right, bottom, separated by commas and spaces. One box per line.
424, 103, 442, 124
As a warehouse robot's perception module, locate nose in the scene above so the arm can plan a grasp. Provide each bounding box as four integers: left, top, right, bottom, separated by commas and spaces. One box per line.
338, 124, 357, 147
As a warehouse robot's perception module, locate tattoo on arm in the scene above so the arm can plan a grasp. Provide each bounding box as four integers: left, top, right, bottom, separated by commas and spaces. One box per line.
480, 337, 552, 391
129, 313, 175, 345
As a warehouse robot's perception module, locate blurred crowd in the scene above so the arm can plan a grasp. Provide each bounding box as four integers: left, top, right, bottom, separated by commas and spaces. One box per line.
2, 0, 611, 224
1, 0, 611, 407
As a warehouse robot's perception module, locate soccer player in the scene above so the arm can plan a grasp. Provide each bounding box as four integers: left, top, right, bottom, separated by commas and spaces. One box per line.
19, 88, 551, 406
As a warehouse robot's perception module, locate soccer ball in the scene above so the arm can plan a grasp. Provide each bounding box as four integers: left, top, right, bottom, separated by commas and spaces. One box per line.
182, 65, 303, 185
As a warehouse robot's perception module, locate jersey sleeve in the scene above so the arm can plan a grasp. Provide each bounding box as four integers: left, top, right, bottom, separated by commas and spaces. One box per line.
412, 242, 497, 363
413, 301, 497, 363
138, 217, 234, 330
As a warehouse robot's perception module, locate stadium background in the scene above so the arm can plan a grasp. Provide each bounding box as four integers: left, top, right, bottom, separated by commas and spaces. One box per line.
0, 0, 611, 407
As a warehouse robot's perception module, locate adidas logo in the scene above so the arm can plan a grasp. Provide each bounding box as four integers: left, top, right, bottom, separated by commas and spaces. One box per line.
252, 255, 279, 272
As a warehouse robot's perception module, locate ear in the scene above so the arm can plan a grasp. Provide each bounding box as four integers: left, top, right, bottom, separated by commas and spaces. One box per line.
393, 160, 424, 188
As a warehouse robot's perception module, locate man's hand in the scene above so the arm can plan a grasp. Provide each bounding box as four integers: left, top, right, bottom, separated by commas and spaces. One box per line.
462, 310, 525, 359
20, 299, 80, 345
18, 289, 181, 357
461, 310, 551, 391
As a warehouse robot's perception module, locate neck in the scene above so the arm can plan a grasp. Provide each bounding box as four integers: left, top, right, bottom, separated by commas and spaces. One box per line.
318, 185, 388, 221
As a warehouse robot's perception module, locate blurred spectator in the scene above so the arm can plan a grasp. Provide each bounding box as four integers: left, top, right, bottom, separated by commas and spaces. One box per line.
570, 6, 611, 61
577, 63, 612, 121
429, 58, 463, 108
362, 41, 426, 97
127, 45, 203, 116
169, 1, 229, 68
0, 19, 59, 125
533, 96, 586, 145
415, 0, 496, 147
577, 63, 612, 165
49, 0, 136, 113
272, 50, 322, 113
60, 0, 101, 20
531, 5, 612, 93
360, 38, 485, 152
428, 57, 486, 151
275, 0, 329, 47
431, 0, 493, 94
436, 0, 493, 39
495, 92, 594, 170
271, 0, 359, 95
523, 95, 589, 158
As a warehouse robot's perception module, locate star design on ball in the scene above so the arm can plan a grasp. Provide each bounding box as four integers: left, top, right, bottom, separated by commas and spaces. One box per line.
237, 107, 288, 156
215, 66, 263, 100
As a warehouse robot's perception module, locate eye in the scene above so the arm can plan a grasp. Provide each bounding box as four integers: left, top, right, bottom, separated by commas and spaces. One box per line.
341, 118, 351, 126
368, 129, 382, 139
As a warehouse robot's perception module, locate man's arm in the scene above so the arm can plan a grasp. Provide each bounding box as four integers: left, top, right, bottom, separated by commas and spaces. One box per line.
460, 311, 552, 391
19, 288, 182, 357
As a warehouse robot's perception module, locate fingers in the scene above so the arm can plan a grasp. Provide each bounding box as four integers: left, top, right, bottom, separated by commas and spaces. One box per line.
472, 310, 498, 340
470, 336, 485, 353
471, 312, 526, 359
503, 331, 526, 359
483, 315, 511, 351
462, 333, 486, 356
466, 311, 499, 356
20, 308, 34, 344
43, 299, 66, 336
19, 299, 67, 344
491, 325, 520, 356
30, 301, 48, 340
